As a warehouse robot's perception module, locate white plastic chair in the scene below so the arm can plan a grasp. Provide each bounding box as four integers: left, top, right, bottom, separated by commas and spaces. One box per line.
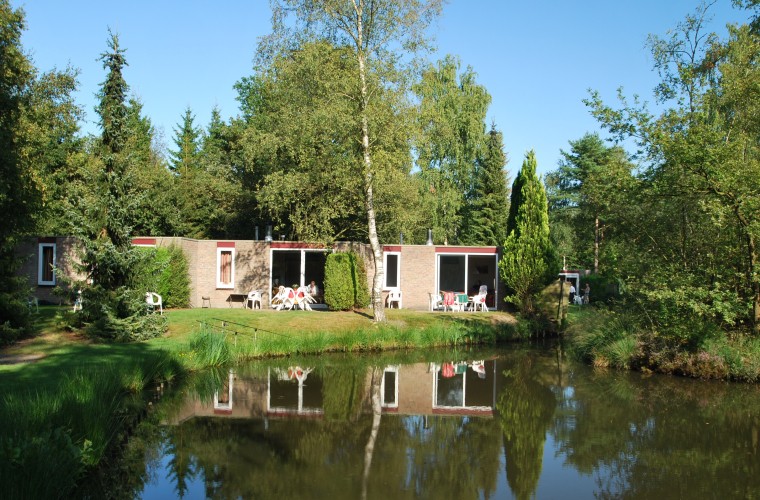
145, 292, 163, 314
387, 290, 402, 309
246, 290, 262, 310
470, 285, 488, 312
274, 287, 296, 311
295, 287, 314, 311
429, 292, 443, 311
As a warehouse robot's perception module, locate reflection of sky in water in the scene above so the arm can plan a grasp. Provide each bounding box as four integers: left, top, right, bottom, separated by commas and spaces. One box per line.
140, 451, 206, 500
536, 435, 600, 499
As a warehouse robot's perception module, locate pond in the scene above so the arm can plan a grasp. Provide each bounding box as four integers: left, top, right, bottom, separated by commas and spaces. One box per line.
128, 342, 760, 499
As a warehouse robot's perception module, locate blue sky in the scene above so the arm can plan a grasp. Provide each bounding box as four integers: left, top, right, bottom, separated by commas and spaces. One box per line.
12, 0, 750, 175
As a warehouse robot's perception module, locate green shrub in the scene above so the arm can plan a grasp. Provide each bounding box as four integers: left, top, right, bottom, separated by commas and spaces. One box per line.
324, 253, 355, 311
82, 286, 167, 342
348, 252, 370, 308
134, 245, 190, 309
0, 284, 32, 345
580, 274, 621, 304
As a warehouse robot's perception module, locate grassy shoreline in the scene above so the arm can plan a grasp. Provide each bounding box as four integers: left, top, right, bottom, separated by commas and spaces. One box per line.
563, 306, 760, 382
0, 306, 522, 498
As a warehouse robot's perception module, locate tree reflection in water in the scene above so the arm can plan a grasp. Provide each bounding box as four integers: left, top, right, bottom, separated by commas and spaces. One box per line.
112, 347, 760, 499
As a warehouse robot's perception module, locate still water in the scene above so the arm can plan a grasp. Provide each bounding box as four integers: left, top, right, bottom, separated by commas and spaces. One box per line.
133, 343, 760, 499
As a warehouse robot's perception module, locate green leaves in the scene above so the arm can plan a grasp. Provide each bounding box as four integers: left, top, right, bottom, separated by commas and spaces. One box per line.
500, 151, 557, 316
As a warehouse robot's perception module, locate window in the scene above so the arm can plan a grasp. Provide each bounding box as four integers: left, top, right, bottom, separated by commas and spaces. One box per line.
38, 243, 56, 286
384, 252, 400, 289
381, 367, 399, 409
216, 247, 235, 289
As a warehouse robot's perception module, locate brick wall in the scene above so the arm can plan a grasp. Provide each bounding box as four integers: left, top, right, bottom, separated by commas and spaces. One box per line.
398, 245, 436, 310
156, 238, 272, 308
16, 236, 84, 305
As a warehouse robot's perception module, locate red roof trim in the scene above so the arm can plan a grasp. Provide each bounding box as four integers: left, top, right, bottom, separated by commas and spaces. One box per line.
132, 238, 156, 246
271, 242, 326, 249
383, 246, 402, 252
435, 246, 497, 254
217, 241, 235, 248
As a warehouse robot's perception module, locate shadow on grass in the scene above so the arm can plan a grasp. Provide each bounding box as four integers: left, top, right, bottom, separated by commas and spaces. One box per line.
352, 309, 373, 320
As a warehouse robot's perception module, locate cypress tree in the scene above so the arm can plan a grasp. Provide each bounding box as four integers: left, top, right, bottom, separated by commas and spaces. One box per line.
499, 151, 558, 315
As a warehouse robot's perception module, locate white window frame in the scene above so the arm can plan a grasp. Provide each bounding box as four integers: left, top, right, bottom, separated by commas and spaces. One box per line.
381, 366, 399, 409
38, 243, 56, 286
435, 252, 499, 309
214, 370, 234, 411
216, 247, 235, 289
383, 252, 401, 290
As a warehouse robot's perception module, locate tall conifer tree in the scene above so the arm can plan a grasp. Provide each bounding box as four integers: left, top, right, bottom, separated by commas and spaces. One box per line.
499, 151, 557, 315
80, 30, 136, 290
463, 125, 509, 246
170, 107, 200, 175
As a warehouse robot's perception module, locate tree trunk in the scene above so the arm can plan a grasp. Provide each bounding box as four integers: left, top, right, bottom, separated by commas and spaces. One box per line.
593, 215, 599, 274
361, 367, 382, 500
747, 232, 759, 334
356, 12, 386, 322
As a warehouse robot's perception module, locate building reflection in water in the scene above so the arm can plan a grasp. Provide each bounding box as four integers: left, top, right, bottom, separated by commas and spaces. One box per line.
174, 359, 498, 423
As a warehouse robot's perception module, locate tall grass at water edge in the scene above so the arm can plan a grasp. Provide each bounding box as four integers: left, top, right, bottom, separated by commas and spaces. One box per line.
0, 352, 184, 499
566, 308, 640, 369
187, 317, 516, 364
565, 307, 760, 380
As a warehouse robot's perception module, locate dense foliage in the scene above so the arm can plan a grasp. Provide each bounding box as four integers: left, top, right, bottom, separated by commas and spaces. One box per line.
570, 3, 760, 340
0, 1, 37, 341
500, 151, 558, 315
134, 245, 191, 309
324, 253, 357, 311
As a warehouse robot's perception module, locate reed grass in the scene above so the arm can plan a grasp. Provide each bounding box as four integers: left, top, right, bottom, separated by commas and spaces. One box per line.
0, 349, 185, 499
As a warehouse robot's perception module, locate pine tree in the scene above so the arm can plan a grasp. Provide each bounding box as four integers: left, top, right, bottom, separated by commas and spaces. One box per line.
499, 151, 558, 315
71, 31, 167, 341
80, 30, 136, 290
463, 125, 509, 246
170, 106, 200, 175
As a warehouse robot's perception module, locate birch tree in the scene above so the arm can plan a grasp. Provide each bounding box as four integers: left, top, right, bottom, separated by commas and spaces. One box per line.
262, 0, 445, 322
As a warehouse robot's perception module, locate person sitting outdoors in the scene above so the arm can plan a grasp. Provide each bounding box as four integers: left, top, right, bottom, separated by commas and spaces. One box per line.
307, 280, 322, 303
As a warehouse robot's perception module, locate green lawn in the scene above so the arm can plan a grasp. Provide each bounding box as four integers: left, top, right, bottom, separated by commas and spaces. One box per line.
0, 306, 518, 389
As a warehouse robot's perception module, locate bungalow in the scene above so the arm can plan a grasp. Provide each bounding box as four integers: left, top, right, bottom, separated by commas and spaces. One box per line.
18, 236, 507, 311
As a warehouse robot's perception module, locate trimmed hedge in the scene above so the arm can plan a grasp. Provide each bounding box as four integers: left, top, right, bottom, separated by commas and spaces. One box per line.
324, 253, 354, 311
324, 251, 370, 311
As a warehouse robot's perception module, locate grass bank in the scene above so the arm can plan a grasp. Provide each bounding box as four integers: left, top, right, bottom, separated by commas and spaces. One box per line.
0, 306, 520, 498
563, 306, 760, 382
